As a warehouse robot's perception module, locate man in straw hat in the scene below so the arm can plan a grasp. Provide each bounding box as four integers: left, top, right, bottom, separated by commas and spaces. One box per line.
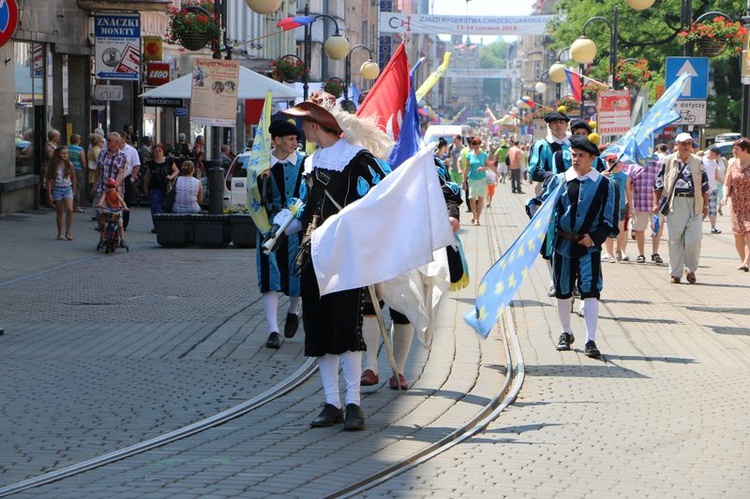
259, 119, 305, 350
279, 97, 392, 431
541, 134, 618, 358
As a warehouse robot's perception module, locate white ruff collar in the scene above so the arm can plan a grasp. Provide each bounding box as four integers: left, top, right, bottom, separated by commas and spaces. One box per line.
304, 139, 364, 174
547, 132, 571, 146
565, 167, 600, 182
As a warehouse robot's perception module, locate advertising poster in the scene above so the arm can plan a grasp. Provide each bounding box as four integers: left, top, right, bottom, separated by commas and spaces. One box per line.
94, 13, 141, 81
190, 59, 240, 127
596, 90, 630, 135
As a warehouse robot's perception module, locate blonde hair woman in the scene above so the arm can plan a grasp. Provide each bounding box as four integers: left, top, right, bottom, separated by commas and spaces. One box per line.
172, 160, 203, 213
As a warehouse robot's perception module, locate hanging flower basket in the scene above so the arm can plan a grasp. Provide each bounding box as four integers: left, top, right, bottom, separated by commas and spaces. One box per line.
272, 55, 306, 83
178, 32, 211, 51
323, 77, 344, 98
695, 38, 726, 57
166, 1, 222, 52
677, 16, 748, 57
615, 58, 653, 88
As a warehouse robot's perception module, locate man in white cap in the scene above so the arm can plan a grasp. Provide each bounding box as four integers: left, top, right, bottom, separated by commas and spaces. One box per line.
654, 132, 709, 284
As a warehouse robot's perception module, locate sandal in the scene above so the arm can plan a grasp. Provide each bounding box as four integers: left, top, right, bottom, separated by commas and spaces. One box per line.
65, 233, 73, 241
636, 255, 646, 263
56, 235, 64, 240
651, 254, 663, 264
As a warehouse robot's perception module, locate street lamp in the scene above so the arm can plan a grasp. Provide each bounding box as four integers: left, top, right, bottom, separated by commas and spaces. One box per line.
570, 7, 619, 89
300, 6, 350, 101
343, 45, 379, 108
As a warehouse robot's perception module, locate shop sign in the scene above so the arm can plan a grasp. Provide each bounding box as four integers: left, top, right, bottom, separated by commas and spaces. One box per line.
143, 97, 183, 108
94, 13, 141, 81
146, 62, 170, 86
0, 0, 19, 47
143, 36, 162, 62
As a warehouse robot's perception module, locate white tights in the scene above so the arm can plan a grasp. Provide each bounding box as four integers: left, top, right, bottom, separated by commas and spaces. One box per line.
317, 351, 362, 408
262, 292, 302, 333
361, 317, 414, 376
557, 297, 599, 342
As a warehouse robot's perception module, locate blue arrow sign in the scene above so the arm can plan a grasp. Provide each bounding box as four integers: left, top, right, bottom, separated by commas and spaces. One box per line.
96, 71, 138, 81
666, 57, 709, 100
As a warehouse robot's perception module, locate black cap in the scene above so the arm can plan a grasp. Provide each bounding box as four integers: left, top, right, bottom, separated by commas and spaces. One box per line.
544, 110, 570, 123
268, 119, 301, 139
570, 135, 600, 156
569, 118, 592, 134
708, 145, 721, 154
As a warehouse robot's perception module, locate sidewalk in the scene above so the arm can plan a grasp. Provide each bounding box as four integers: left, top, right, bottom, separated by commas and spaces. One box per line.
1, 185, 749, 497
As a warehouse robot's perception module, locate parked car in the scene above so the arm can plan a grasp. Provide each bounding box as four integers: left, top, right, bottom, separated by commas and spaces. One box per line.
714, 132, 741, 144
223, 149, 252, 208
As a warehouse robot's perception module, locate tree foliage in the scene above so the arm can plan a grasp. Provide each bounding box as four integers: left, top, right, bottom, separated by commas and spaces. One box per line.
550, 0, 746, 129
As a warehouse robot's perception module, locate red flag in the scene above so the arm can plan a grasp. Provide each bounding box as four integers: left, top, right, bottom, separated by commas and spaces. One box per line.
564, 68, 583, 103
357, 43, 410, 141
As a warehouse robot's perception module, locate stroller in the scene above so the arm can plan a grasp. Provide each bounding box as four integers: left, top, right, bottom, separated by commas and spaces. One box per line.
96, 207, 129, 254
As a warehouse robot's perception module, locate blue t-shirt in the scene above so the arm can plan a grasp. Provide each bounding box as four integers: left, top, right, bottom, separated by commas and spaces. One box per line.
466, 151, 488, 181
68, 145, 85, 171
610, 170, 628, 210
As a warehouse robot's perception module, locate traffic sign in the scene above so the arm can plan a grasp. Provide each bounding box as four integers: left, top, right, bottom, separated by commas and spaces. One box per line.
673, 100, 707, 126
666, 57, 709, 100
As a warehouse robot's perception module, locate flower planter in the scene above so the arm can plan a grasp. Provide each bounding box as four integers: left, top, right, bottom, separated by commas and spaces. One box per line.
192, 214, 231, 247
229, 214, 258, 248
178, 32, 210, 51
153, 214, 193, 247
696, 39, 726, 57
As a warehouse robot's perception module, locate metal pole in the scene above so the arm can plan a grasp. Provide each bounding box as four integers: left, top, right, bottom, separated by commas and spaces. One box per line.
611, 6, 619, 90
682, 0, 693, 56
303, 3, 311, 101
344, 52, 351, 103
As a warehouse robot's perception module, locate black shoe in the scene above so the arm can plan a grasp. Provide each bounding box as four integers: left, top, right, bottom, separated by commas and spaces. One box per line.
265, 332, 281, 349
283, 313, 299, 338
343, 404, 365, 431
556, 332, 574, 351
310, 403, 344, 428
584, 340, 601, 358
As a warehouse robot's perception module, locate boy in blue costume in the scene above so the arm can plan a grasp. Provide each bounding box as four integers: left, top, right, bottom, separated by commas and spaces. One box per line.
541, 135, 618, 358
258, 120, 305, 349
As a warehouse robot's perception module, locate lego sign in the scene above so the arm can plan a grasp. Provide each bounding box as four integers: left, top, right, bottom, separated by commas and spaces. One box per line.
0, 0, 19, 47
146, 62, 170, 86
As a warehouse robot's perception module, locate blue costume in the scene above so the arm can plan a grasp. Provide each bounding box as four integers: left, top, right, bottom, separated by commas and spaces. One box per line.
256, 150, 305, 295
529, 138, 570, 182
542, 169, 618, 300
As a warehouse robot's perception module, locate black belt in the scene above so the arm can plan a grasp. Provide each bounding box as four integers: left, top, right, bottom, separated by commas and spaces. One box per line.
557, 230, 584, 242
674, 192, 694, 198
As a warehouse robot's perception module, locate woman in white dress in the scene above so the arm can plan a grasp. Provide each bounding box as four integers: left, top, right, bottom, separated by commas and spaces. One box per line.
172, 160, 203, 214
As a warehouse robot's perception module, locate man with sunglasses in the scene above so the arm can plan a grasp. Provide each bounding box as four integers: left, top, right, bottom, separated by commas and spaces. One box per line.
654, 133, 709, 284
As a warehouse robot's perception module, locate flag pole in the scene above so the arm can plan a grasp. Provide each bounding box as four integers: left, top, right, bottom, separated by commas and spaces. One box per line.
367, 285, 401, 390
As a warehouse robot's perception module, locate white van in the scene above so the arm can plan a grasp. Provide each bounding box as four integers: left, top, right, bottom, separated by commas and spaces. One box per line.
423, 124, 474, 146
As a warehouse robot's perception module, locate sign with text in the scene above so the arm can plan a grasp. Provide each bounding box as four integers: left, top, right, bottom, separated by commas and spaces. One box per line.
94, 13, 141, 81
673, 100, 707, 126
190, 59, 240, 127
145, 62, 170, 86
379, 13, 553, 36
143, 97, 183, 108
596, 90, 631, 135
93, 84, 124, 101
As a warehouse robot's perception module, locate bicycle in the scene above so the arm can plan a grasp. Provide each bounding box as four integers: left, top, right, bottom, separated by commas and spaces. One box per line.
96, 207, 129, 254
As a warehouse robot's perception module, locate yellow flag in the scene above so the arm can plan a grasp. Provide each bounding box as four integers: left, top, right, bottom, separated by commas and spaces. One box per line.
415, 52, 451, 102
246, 91, 273, 233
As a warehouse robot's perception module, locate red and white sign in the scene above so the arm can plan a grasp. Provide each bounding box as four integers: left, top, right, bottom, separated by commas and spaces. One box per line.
597, 90, 631, 135
0, 0, 19, 47
146, 62, 171, 86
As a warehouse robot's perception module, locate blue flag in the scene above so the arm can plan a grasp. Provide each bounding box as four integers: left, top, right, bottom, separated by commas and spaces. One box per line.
464, 181, 564, 337
602, 72, 689, 165
387, 63, 423, 169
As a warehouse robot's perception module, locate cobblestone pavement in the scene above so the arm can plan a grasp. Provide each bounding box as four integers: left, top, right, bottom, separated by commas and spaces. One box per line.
1, 181, 749, 497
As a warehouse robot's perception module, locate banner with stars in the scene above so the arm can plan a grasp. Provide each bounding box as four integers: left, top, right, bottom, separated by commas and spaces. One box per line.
245, 90, 273, 233
464, 181, 564, 337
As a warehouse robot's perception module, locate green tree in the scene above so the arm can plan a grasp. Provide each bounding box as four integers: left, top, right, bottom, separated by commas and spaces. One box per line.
550, 0, 746, 130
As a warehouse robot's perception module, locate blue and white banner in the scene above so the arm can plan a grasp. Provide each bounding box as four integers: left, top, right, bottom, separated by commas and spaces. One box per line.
380, 13, 553, 36
94, 13, 141, 81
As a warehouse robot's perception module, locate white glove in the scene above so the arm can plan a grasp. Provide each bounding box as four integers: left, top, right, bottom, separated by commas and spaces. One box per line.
273, 208, 293, 227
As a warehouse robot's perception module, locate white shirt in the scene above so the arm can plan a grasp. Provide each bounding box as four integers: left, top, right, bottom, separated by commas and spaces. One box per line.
122, 144, 141, 176
701, 156, 719, 192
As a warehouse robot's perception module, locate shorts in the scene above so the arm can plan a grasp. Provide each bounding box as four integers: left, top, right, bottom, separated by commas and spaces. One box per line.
631, 211, 651, 231
468, 178, 488, 199
708, 190, 718, 216
52, 185, 73, 201
487, 183, 496, 197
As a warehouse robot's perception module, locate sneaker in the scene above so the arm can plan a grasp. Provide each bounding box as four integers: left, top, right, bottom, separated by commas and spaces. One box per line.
602, 254, 615, 263
556, 332, 574, 351
547, 282, 556, 297
651, 254, 663, 264
584, 340, 601, 358
620, 253, 630, 262
711, 227, 722, 234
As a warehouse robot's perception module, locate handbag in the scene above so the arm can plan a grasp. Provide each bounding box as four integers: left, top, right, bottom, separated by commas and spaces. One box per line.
658, 196, 670, 216
162, 178, 177, 212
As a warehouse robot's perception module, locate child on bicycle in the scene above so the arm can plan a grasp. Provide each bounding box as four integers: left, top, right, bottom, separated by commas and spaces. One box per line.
97, 177, 129, 248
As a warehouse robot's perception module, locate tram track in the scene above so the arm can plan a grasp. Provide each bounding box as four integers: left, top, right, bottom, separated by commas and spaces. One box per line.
1, 208, 527, 497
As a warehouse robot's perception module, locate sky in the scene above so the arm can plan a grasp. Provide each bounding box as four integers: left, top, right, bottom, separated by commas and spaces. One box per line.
430, 0, 538, 44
